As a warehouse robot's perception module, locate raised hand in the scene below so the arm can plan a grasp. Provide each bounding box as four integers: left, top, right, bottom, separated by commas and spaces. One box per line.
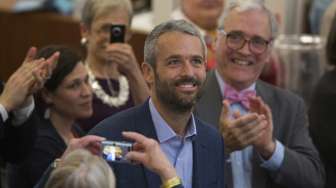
105, 43, 149, 104
0, 47, 60, 112
122, 131, 177, 182
61, 135, 106, 159
219, 99, 267, 153
249, 96, 275, 159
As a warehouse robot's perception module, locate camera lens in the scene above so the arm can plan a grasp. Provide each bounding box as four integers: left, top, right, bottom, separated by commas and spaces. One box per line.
112, 27, 122, 37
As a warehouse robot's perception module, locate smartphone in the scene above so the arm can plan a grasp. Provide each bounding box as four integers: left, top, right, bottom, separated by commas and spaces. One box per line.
110, 24, 126, 43
101, 140, 133, 163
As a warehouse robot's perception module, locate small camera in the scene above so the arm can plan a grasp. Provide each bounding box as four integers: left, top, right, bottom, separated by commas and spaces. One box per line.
101, 141, 132, 163
110, 25, 126, 43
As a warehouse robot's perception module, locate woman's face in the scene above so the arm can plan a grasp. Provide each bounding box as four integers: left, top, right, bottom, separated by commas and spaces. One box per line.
83, 9, 130, 62
46, 63, 93, 120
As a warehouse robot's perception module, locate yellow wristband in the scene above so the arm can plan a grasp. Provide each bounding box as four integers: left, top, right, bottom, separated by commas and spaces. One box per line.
161, 177, 182, 188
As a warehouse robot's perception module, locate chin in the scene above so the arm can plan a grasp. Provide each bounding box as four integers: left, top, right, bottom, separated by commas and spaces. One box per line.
78, 111, 93, 119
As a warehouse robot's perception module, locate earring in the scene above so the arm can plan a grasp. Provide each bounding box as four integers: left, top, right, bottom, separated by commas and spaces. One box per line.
81, 37, 88, 46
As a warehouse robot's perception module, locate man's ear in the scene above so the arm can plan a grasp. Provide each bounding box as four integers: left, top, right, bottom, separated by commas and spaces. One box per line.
141, 62, 154, 85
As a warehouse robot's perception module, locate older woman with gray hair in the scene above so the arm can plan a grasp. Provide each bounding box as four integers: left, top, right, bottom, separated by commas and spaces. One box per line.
45, 149, 116, 188
78, 0, 149, 133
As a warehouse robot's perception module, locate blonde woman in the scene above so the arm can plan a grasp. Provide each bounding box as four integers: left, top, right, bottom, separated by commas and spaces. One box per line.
45, 149, 116, 188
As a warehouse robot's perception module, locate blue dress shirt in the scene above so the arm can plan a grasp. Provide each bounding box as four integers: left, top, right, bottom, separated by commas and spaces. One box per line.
149, 99, 196, 188
215, 71, 285, 188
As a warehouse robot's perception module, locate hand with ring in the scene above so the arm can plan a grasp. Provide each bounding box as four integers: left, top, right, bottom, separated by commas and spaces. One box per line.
0, 47, 59, 112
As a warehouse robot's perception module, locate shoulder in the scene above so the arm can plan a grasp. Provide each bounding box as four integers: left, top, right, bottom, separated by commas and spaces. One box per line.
34, 119, 65, 151
194, 117, 223, 145
314, 70, 336, 92
257, 80, 304, 107
89, 104, 144, 140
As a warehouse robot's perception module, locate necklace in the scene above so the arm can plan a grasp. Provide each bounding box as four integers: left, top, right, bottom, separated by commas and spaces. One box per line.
86, 64, 130, 107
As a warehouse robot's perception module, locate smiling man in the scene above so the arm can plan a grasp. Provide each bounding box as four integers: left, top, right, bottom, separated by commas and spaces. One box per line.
89, 20, 225, 188
195, 0, 325, 188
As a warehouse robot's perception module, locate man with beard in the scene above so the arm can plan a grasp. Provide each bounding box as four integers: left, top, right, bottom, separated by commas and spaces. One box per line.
89, 20, 225, 188
194, 0, 325, 188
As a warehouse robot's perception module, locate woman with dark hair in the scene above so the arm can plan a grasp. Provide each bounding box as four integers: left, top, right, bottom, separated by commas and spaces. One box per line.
309, 14, 336, 188
8, 45, 93, 188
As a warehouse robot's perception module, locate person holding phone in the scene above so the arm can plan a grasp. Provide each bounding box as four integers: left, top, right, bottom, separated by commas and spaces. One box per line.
37, 132, 183, 188
78, 0, 149, 133
89, 20, 225, 188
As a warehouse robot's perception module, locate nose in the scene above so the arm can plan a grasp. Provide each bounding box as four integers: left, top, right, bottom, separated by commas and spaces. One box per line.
238, 41, 253, 55
81, 82, 92, 98
180, 61, 194, 76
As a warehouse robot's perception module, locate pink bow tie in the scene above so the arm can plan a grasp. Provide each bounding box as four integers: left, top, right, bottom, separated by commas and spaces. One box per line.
224, 85, 256, 109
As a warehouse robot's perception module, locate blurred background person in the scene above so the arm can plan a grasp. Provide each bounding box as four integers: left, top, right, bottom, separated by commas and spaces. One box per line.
79, 0, 149, 133
45, 149, 116, 188
309, 14, 336, 188
0, 0, 73, 14
309, 0, 333, 34
8, 45, 92, 188
171, 0, 225, 70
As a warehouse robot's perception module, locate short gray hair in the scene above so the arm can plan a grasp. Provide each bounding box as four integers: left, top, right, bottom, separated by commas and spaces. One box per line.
219, 0, 278, 39
81, 0, 133, 27
45, 149, 116, 188
144, 20, 207, 67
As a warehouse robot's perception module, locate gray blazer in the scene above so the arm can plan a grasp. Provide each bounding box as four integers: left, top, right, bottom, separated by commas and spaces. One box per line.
195, 71, 325, 188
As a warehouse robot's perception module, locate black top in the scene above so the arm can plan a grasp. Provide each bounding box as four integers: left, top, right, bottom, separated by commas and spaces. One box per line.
77, 78, 134, 133
0, 81, 37, 163
8, 117, 84, 188
309, 69, 336, 188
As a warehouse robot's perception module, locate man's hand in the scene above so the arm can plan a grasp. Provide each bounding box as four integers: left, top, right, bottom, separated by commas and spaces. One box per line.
219, 100, 268, 153
61, 135, 106, 160
123, 131, 177, 182
249, 96, 276, 159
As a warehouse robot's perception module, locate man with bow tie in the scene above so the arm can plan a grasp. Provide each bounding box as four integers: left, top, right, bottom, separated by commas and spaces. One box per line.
194, 0, 325, 188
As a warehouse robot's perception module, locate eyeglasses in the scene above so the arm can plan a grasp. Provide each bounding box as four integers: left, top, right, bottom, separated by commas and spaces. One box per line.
218, 29, 271, 55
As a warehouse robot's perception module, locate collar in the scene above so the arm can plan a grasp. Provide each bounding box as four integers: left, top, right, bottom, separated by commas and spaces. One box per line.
214, 70, 256, 98
148, 98, 197, 143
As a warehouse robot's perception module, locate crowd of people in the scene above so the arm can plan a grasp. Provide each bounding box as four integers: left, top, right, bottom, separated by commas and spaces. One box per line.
0, 0, 336, 188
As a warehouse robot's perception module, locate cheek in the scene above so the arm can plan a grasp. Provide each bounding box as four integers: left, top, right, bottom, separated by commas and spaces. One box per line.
216, 45, 232, 64
196, 68, 207, 82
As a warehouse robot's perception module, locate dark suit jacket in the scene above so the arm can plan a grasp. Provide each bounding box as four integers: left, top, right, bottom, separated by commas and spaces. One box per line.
309, 69, 336, 188
195, 71, 325, 188
0, 81, 37, 163
8, 117, 85, 188
89, 100, 225, 188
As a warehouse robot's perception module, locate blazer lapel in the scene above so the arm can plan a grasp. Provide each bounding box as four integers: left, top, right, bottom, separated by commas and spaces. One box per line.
134, 100, 162, 188
251, 81, 278, 188
195, 71, 223, 128
192, 129, 207, 188
192, 119, 223, 188
255, 80, 279, 140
